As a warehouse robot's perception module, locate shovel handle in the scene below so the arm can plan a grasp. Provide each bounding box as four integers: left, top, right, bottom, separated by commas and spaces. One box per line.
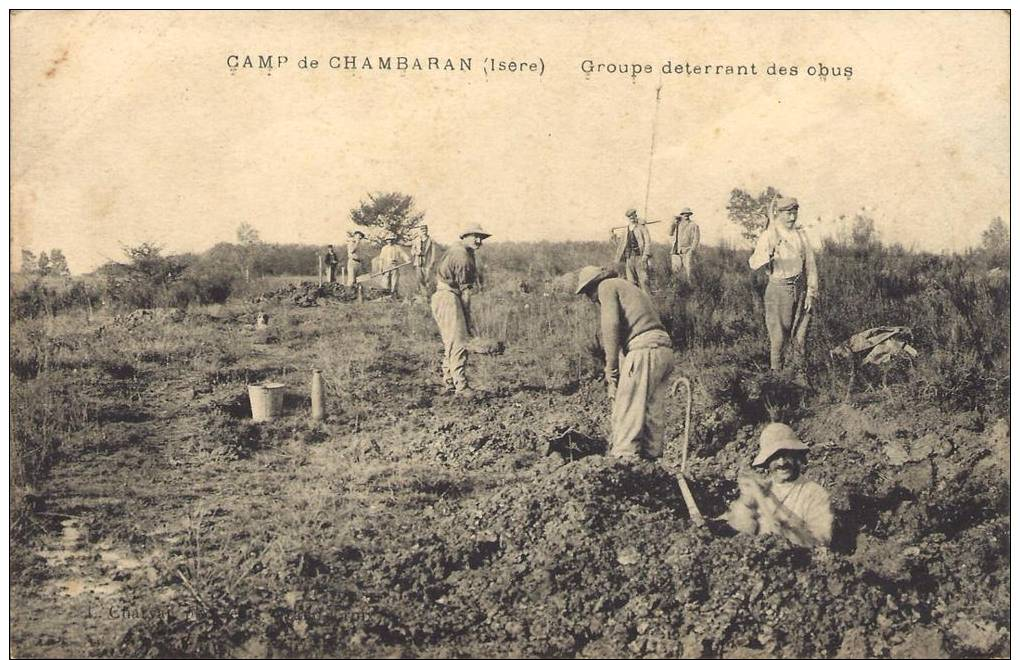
670, 376, 693, 473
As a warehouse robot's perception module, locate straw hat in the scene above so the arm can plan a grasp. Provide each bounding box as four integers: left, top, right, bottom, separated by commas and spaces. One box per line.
752, 423, 809, 467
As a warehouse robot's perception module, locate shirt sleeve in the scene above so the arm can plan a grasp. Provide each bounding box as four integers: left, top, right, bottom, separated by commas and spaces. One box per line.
437, 249, 473, 291
803, 232, 819, 298
801, 483, 833, 546
748, 231, 774, 270
725, 500, 759, 535
691, 224, 701, 250
598, 284, 622, 382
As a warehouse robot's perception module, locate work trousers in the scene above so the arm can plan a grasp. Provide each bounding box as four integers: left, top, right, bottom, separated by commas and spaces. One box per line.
384, 268, 400, 295
610, 330, 675, 460
346, 258, 361, 287
764, 275, 811, 371
326, 264, 337, 283
415, 264, 433, 295
622, 255, 651, 293
670, 251, 695, 280
431, 290, 470, 390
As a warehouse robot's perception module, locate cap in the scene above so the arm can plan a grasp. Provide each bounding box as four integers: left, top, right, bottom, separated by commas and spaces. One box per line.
459, 223, 492, 239
575, 265, 612, 295
626, 208, 639, 219
752, 423, 809, 467
776, 198, 799, 211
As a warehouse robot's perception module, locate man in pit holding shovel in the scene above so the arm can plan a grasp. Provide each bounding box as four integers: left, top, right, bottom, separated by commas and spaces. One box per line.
723, 423, 833, 548
575, 266, 674, 460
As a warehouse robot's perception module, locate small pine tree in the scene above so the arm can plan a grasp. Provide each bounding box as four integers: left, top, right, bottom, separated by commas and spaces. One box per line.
726, 186, 784, 244
350, 192, 425, 244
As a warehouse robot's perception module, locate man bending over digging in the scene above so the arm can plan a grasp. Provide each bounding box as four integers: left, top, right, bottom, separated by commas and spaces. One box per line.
575, 266, 674, 460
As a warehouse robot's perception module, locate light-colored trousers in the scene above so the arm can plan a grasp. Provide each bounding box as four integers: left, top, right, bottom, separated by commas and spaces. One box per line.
610, 330, 675, 459
621, 255, 651, 293
670, 251, 695, 280
384, 267, 400, 294
346, 258, 361, 287
764, 275, 811, 371
431, 290, 470, 390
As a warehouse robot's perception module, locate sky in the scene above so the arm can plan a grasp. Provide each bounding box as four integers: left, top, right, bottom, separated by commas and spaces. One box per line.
10, 10, 1010, 274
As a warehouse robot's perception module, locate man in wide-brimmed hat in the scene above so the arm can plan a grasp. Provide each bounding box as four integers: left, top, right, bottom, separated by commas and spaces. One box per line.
748, 197, 819, 374
575, 265, 674, 459
346, 229, 367, 287
613, 209, 652, 294
668, 207, 700, 281
724, 422, 832, 547
379, 233, 409, 299
431, 223, 492, 398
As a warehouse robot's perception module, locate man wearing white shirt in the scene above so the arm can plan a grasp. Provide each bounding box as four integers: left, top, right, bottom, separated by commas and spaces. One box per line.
748, 197, 818, 372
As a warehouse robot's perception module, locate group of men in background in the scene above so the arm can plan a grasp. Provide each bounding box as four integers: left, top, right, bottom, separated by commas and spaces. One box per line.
323, 225, 437, 298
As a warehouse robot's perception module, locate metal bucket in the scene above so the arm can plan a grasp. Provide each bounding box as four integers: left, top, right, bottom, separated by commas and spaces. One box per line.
248, 382, 286, 422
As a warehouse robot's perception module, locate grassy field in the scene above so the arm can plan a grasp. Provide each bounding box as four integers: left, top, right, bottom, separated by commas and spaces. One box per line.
9, 241, 1010, 657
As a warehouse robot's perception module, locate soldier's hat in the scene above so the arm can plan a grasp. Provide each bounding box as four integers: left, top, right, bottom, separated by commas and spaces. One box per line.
776, 197, 799, 211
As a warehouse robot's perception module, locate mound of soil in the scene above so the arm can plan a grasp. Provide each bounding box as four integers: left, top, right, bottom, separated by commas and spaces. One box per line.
250, 282, 388, 307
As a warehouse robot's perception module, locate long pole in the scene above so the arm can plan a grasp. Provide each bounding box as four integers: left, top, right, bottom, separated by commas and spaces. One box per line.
643, 75, 664, 218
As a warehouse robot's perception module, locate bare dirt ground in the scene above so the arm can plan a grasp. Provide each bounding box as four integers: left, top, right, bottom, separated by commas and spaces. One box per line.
10, 292, 1010, 658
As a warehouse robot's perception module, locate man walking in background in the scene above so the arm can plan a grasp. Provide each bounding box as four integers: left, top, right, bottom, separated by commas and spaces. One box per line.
411, 224, 437, 297
432, 223, 491, 398
346, 230, 366, 287
614, 209, 652, 294
748, 197, 818, 375
668, 207, 700, 281
575, 265, 674, 460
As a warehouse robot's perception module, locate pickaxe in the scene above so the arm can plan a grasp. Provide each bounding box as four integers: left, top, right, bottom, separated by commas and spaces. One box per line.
671, 376, 704, 526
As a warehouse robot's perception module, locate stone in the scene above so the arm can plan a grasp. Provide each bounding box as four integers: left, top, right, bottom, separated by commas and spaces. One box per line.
890, 626, 948, 659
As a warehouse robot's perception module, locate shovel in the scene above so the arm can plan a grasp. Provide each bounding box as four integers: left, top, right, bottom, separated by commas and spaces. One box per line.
671, 376, 704, 526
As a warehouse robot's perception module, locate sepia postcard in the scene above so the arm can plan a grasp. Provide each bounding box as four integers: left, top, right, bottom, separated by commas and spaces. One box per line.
10, 10, 1010, 659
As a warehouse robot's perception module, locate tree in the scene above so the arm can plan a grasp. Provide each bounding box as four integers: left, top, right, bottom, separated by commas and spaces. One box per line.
726, 186, 784, 244
19, 250, 37, 274
100, 242, 188, 309
350, 192, 425, 244
236, 222, 263, 281
48, 249, 71, 278
121, 242, 186, 283
35, 252, 51, 277
981, 217, 1009, 252
835, 211, 879, 249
